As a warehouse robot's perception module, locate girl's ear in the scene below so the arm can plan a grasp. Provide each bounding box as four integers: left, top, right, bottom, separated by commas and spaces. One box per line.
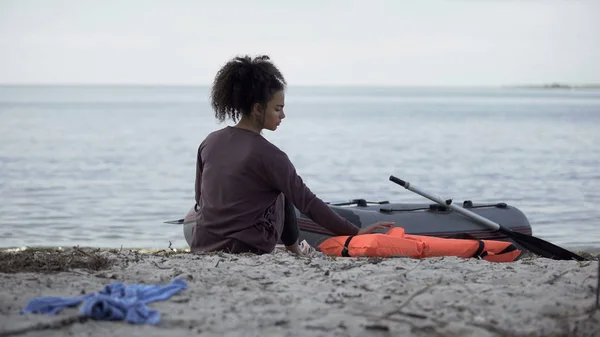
251, 102, 264, 114
251, 102, 266, 120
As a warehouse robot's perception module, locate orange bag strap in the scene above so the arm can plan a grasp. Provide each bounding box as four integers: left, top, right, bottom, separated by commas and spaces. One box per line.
496, 243, 519, 255
341, 236, 356, 257
472, 240, 488, 259
472, 241, 519, 259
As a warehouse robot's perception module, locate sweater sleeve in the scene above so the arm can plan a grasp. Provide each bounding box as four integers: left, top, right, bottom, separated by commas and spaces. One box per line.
262, 148, 360, 236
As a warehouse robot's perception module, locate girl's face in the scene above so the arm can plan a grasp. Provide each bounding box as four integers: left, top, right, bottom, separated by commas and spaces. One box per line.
260, 90, 286, 131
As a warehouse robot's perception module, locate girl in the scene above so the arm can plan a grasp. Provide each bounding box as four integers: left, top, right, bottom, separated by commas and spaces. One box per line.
190, 55, 394, 255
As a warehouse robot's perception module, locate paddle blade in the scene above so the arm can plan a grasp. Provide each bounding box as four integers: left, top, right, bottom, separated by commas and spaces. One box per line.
164, 219, 184, 225
507, 230, 586, 261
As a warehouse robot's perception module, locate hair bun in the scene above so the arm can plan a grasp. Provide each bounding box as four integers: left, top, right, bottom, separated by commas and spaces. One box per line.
235, 66, 248, 79
233, 56, 256, 81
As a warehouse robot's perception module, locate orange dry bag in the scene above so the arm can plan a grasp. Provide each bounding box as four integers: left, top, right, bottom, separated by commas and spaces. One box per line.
318, 227, 521, 262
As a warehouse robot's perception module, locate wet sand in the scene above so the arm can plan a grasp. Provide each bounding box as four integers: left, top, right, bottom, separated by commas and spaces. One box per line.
0, 246, 598, 337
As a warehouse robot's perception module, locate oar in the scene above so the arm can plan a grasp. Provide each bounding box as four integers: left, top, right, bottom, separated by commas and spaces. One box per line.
164, 219, 185, 225
389, 175, 587, 261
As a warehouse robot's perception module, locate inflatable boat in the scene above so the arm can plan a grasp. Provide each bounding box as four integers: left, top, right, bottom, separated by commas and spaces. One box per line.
296, 198, 531, 247
173, 198, 533, 249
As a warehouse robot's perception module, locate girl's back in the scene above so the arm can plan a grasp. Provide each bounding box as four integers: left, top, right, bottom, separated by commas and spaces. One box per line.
192, 126, 288, 253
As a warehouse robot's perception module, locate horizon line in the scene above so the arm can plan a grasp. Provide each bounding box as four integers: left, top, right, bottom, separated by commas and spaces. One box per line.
1, 82, 599, 88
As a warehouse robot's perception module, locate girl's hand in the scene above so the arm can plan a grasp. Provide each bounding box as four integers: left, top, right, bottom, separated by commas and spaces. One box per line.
357, 221, 395, 235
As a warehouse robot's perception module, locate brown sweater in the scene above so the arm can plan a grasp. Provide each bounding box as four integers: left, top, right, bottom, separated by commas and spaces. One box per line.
190, 126, 360, 253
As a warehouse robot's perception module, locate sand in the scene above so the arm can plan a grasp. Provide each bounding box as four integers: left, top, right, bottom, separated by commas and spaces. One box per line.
0, 246, 599, 337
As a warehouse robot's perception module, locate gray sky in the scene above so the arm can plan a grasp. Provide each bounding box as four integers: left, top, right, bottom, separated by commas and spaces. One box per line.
1, 0, 598, 86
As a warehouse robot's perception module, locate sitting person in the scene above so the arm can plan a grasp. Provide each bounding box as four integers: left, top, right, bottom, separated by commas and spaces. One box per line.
189, 54, 394, 255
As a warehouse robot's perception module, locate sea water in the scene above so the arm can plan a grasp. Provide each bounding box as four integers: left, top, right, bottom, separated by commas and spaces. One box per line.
0, 85, 599, 251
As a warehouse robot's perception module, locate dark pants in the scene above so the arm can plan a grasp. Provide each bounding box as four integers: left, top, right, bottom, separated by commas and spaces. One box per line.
221, 198, 299, 253
280, 197, 300, 246
192, 197, 300, 254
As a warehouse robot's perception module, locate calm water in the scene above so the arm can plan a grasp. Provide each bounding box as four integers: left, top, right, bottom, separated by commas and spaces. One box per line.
1, 85, 599, 251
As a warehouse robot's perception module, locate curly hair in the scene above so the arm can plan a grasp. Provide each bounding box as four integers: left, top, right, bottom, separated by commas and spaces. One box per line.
210, 55, 287, 123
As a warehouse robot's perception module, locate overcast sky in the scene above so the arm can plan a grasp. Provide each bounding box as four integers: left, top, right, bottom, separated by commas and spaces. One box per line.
1, 0, 598, 86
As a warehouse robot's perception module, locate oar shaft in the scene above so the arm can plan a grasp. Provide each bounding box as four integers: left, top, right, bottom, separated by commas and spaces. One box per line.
390, 175, 586, 261
389, 176, 501, 231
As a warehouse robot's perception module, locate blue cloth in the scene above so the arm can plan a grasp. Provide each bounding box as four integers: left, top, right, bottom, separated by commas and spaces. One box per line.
22, 278, 187, 325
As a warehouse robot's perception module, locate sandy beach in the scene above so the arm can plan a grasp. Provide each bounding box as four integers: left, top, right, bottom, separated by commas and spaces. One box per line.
0, 246, 598, 337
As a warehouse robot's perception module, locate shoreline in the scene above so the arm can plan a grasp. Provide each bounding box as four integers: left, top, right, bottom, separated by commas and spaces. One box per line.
2, 244, 599, 255
1, 246, 599, 337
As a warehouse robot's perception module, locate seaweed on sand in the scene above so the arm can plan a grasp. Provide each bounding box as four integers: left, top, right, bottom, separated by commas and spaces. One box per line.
0, 246, 113, 274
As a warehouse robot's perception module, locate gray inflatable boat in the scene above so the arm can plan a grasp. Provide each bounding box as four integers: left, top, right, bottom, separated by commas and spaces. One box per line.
175, 198, 532, 248
296, 199, 532, 248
